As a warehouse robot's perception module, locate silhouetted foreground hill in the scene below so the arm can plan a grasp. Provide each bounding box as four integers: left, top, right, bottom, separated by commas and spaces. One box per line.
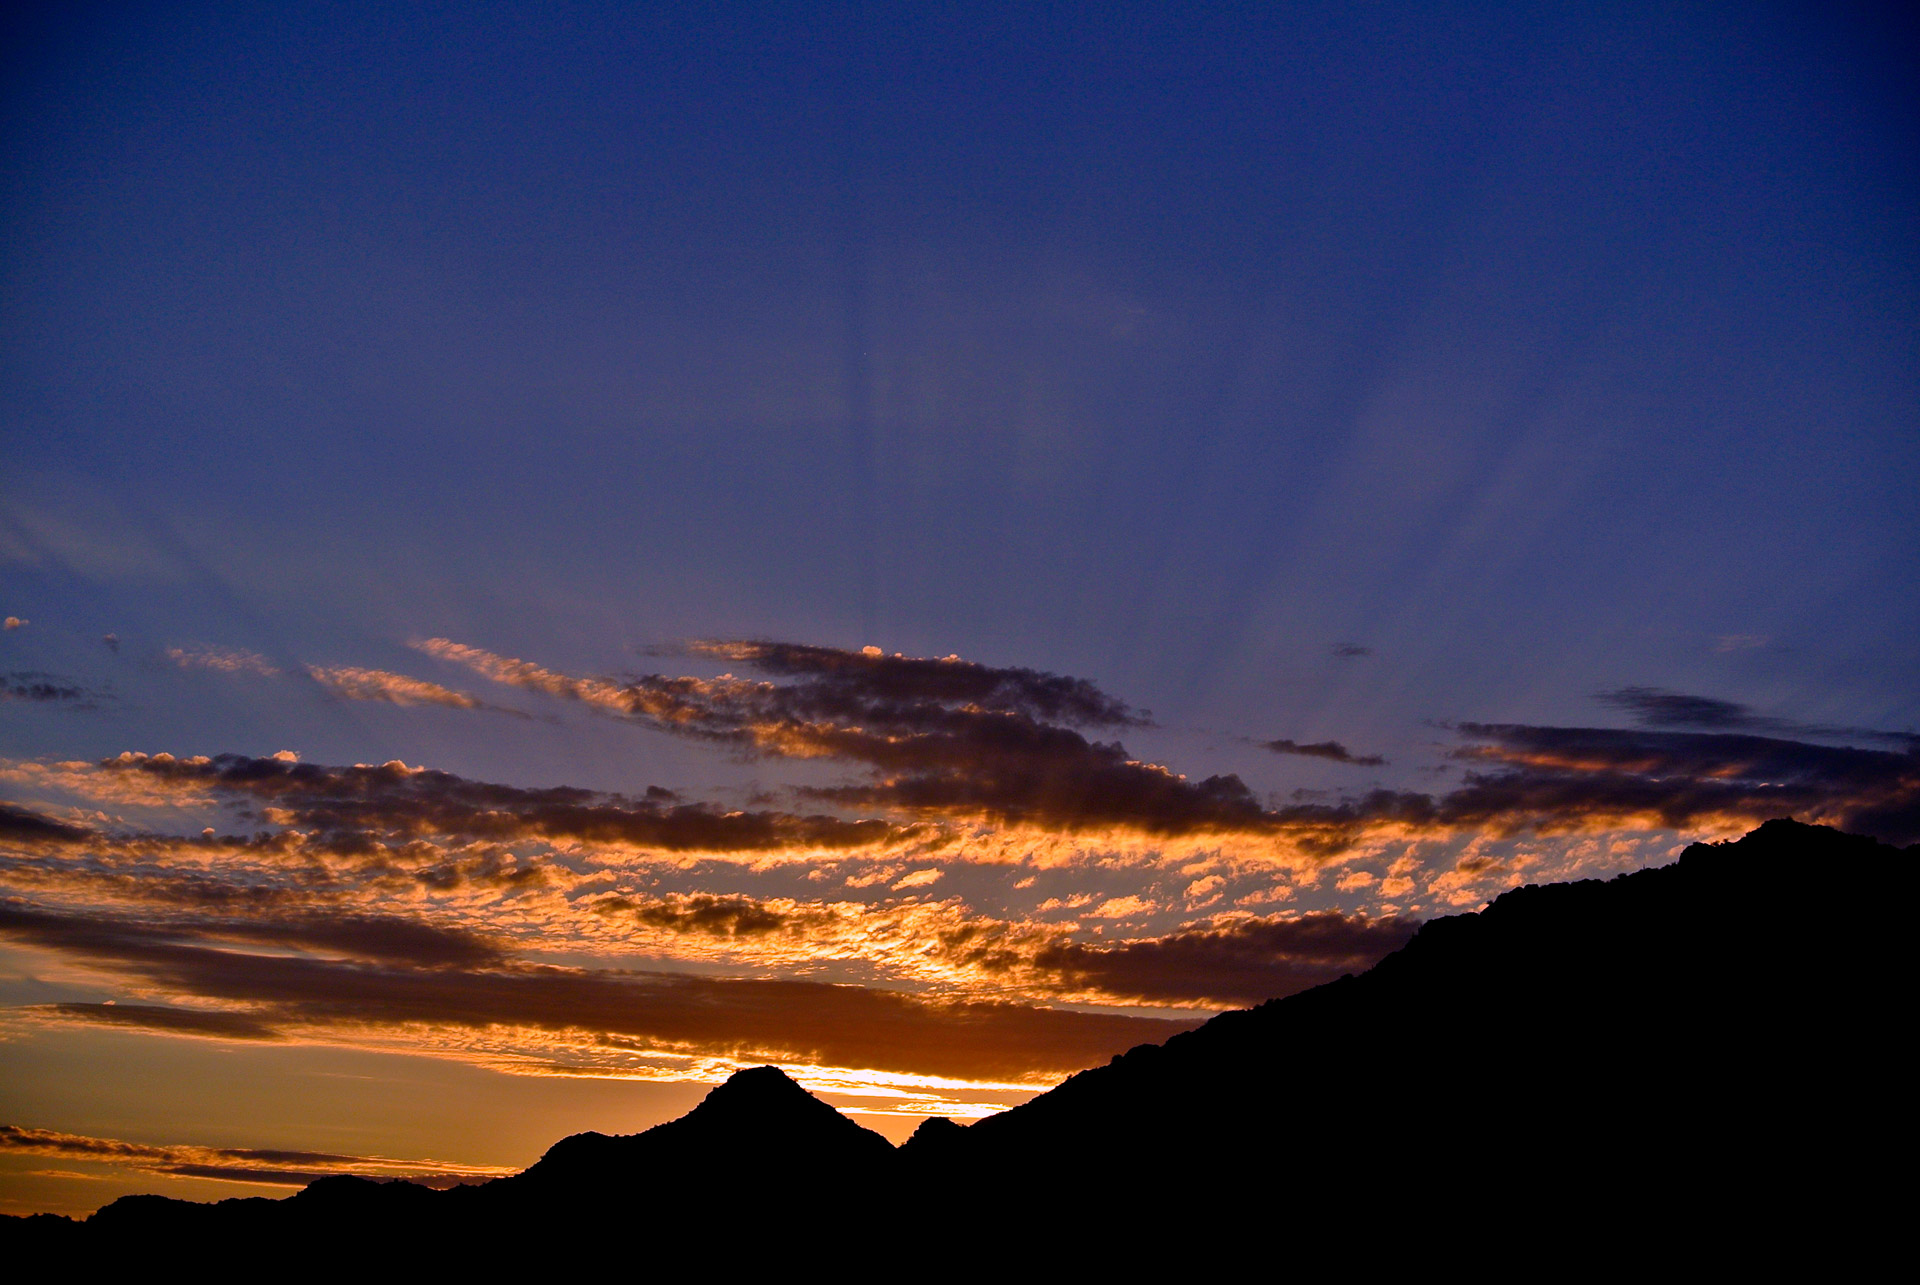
8, 821, 1906, 1267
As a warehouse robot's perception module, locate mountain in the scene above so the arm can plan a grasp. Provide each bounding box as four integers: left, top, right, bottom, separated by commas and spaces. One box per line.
906, 817, 1909, 1262
6, 820, 1905, 1268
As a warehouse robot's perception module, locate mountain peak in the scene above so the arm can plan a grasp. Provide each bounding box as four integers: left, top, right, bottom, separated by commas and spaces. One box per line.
684, 1065, 821, 1120
517, 1064, 893, 1192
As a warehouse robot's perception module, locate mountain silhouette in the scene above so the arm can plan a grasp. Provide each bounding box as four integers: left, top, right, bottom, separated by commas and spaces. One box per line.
6, 820, 1904, 1268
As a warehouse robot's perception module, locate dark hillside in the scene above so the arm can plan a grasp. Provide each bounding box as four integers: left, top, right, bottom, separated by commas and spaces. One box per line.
906, 819, 1908, 1258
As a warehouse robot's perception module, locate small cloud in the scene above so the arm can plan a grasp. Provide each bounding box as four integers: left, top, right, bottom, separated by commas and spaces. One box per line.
2, 671, 108, 707
1331, 642, 1370, 658
1184, 875, 1225, 901
305, 665, 515, 714
1089, 895, 1154, 919
1594, 686, 1757, 730
1714, 634, 1768, 653
1264, 738, 1386, 767
4, 616, 26, 630
166, 646, 279, 676
102, 633, 119, 652
891, 868, 944, 890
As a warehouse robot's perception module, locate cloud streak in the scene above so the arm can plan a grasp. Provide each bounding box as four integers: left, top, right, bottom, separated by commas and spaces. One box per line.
304, 666, 522, 716
0, 1124, 510, 1188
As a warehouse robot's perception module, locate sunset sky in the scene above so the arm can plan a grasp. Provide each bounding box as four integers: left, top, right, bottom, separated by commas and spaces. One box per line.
2, 2, 1915, 1216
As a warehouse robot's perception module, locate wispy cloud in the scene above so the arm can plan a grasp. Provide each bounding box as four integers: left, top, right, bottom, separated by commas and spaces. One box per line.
164, 646, 278, 676
1595, 685, 1916, 748
2, 672, 110, 708
304, 665, 519, 715
0, 1123, 511, 1188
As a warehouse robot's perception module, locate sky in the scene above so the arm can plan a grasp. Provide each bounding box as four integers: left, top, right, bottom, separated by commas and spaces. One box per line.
2, 0, 1916, 1216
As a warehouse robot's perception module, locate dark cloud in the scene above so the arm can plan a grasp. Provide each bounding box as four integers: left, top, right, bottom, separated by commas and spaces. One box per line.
0, 803, 92, 843
1441, 724, 1920, 844
682, 640, 1144, 727
1331, 643, 1372, 658
0, 902, 503, 970
2, 671, 107, 707
1016, 912, 1418, 1008
1241, 722, 1920, 850
1594, 686, 1765, 730
604, 894, 798, 937
802, 715, 1276, 834
34, 1002, 282, 1040
0, 902, 1196, 1082
1594, 685, 1918, 749
0, 1124, 505, 1187
104, 753, 906, 852
430, 640, 1309, 836
1264, 738, 1387, 767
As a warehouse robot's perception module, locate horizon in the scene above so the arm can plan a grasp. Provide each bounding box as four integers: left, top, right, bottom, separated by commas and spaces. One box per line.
3, 2, 1915, 1217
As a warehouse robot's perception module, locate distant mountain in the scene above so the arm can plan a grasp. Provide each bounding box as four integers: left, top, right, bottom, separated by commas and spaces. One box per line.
8, 820, 1905, 1268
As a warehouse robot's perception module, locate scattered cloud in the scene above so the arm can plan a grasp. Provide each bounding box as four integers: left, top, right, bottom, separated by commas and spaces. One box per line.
424, 638, 1282, 837
0, 902, 1196, 1083
1331, 643, 1371, 658
4, 617, 27, 631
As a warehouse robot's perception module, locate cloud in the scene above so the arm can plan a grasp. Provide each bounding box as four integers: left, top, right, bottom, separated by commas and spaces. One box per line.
0, 802, 92, 843
1016, 912, 1416, 1008
610, 894, 797, 937
1713, 634, 1768, 653
1264, 738, 1386, 767
409, 640, 1295, 837
1442, 723, 1920, 845
1594, 685, 1916, 748
0, 902, 505, 970
0, 902, 1196, 1083
0, 1124, 511, 1188
404, 637, 1920, 848
304, 666, 519, 715
1331, 643, 1371, 658
680, 640, 1144, 727
30, 1002, 283, 1040
165, 646, 278, 676
4, 617, 26, 630
101, 751, 907, 853
1594, 686, 1764, 730
2, 672, 108, 707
